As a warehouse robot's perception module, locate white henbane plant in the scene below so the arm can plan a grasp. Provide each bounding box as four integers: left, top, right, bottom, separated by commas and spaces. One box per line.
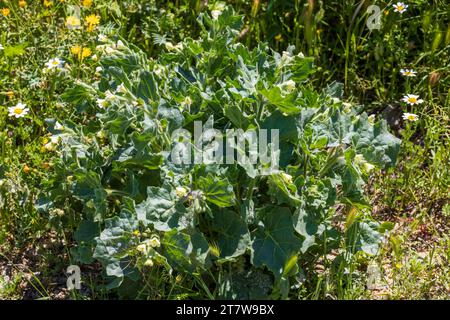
40, 7, 400, 298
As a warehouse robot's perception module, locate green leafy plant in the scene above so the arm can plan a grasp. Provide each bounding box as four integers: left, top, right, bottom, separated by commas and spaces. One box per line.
40, 7, 400, 299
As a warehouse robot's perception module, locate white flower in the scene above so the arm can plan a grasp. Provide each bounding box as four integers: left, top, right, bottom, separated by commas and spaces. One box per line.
50, 135, 61, 144
143, 259, 154, 267
116, 83, 127, 94
154, 64, 165, 77
211, 10, 222, 20
176, 186, 188, 198
181, 96, 193, 108
280, 172, 293, 184
95, 66, 103, 76
149, 237, 161, 248
91, 54, 98, 61
400, 69, 417, 77
8, 102, 29, 118
402, 94, 424, 105
104, 46, 116, 55
45, 58, 64, 71
393, 2, 408, 14
281, 80, 296, 93
116, 40, 126, 50
0, 44, 4, 50
104, 90, 118, 101
354, 154, 375, 173
368, 114, 376, 125
54, 122, 65, 131
96, 98, 108, 109
44, 135, 60, 151
280, 51, 294, 66
98, 34, 108, 42
402, 112, 419, 122
136, 243, 147, 253
165, 41, 183, 52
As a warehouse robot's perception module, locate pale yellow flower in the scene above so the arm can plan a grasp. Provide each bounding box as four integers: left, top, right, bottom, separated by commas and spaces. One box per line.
66, 16, 81, 29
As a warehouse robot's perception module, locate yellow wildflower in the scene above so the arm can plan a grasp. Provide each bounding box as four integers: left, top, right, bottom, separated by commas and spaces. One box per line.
19, 0, 27, 8
71, 45, 92, 60
85, 14, 100, 32
6, 91, 14, 100
1, 8, 10, 17
43, 0, 53, 7
23, 165, 31, 174
70, 45, 81, 56
82, 0, 93, 8
81, 47, 92, 59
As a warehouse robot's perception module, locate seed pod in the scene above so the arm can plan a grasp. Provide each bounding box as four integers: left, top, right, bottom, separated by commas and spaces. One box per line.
429, 71, 440, 87
251, 0, 260, 18
446, 23, 450, 45
431, 30, 443, 53
422, 11, 432, 33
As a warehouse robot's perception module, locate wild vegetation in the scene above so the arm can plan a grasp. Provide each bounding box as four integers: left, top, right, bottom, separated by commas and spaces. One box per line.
0, 0, 449, 299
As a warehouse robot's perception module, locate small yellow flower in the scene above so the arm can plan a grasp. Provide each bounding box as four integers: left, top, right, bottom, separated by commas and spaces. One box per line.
70, 45, 81, 56
85, 14, 100, 32
1, 8, 10, 17
82, 0, 93, 8
23, 165, 31, 174
19, 0, 27, 8
81, 47, 92, 59
66, 16, 81, 29
6, 91, 14, 100
274, 34, 282, 41
43, 0, 53, 7
71, 46, 92, 60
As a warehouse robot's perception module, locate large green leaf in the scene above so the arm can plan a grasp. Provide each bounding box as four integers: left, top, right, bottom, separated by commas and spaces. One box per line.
197, 174, 236, 207
251, 206, 302, 277
162, 229, 194, 273
136, 185, 190, 231
211, 209, 251, 260
259, 87, 300, 115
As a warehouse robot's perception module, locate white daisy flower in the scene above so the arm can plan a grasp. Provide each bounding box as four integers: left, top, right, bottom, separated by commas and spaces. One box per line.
402, 112, 419, 122
400, 69, 416, 77
45, 58, 64, 71
8, 102, 29, 118
393, 2, 408, 14
402, 94, 424, 105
